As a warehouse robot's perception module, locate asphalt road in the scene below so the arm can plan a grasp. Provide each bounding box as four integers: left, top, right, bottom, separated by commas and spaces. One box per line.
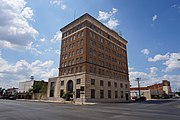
0, 99, 180, 120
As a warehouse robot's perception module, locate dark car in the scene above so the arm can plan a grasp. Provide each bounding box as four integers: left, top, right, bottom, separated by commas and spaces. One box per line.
135, 96, 146, 101
8, 95, 16, 100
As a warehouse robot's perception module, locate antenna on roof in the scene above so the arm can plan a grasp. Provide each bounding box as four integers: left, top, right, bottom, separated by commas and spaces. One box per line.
74, 10, 76, 20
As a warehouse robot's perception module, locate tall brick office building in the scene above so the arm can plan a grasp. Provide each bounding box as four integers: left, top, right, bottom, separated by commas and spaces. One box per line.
47, 13, 130, 102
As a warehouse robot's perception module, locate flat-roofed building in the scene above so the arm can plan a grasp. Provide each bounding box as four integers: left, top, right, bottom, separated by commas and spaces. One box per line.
47, 13, 130, 102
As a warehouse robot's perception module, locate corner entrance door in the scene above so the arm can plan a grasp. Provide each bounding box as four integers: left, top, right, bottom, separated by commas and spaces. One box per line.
67, 80, 73, 93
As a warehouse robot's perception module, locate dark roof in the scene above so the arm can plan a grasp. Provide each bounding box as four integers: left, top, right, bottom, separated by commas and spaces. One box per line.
60, 13, 127, 43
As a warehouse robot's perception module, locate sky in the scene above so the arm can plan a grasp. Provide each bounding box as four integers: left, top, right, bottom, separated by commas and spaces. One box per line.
0, 0, 180, 91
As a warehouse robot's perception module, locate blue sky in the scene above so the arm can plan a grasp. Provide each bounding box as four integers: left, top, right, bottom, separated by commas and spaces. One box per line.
0, 0, 180, 91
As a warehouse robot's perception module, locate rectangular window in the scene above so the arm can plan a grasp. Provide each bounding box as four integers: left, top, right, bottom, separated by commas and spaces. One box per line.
76, 67, 78, 73
61, 80, 64, 86
60, 90, 64, 97
121, 91, 124, 98
90, 67, 93, 73
91, 89, 95, 98
114, 82, 117, 88
108, 81, 111, 87
100, 80, 104, 86
76, 89, 80, 98
108, 90, 111, 98
120, 83, 123, 88
80, 57, 83, 63
79, 66, 82, 72
76, 79, 81, 84
91, 79, 95, 85
100, 90, 104, 98
50, 82, 55, 97
115, 91, 118, 98
76, 58, 79, 64
72, 59, 74, 65
125, 84, 128, 88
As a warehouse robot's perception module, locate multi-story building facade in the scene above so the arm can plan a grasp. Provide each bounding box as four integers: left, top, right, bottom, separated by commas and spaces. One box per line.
47, 13, 130, 102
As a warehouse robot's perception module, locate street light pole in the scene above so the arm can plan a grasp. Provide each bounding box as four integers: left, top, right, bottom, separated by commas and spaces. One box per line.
136, 78, 141, 98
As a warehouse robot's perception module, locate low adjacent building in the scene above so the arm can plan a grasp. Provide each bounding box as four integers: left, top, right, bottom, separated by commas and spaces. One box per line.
130, 80, 172, 99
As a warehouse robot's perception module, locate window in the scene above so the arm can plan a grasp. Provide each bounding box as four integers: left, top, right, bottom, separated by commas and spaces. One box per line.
90, 48, 92, 56
68, 60, 71, 66
102, 70, 104, 75
72, 59, 74, 65
90, 40, 93, 46
61, 80, 64, 86
80, 57, 83, 63
68, 69, 71, 74
79, 48, 83, 54
120, 83, 123, 88
60, 90, 64, 97
76, 58, 79, 64
76, 49, 79, 55
114, 82, 117, 88
71, 68, 74, 74
69, 44, 72, 49
108, 90, 111, 98
76, 67, 78, 73
90, 31, 92, 37
125, 84, 128, 88
76, 89, 80, 98
72, 51, 74, 56
115, 91, 118, 98
108, 81, 111, 87
90, 67, 93, 73
79, 66, 82, 72
50, 82, 55, 97
91, 79, 95, 85
100, 90, 104, 98
76, 79, 81, 84
100, 80, 104, 86
121, 91, 124, 98
91, 89, 95, 98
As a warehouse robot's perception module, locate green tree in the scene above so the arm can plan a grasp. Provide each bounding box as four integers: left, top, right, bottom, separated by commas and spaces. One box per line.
32, 81, 45, 93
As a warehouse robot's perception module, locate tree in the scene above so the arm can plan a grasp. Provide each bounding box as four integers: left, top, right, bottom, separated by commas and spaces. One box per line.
32, 81, 46, 93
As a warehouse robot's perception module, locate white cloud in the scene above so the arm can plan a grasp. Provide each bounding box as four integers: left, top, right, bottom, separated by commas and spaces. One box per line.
152, 14, 157, 22
50, 0, 67, 10
163, 52, 180, 72
97, 8, 119, 29
51, 31, 62, 43
148, 53, 169, 62
148, 52, 180, 72
0, 0, 39, 51
0, 56, 58, 88
21, 7, 33, 19
141, 49, 150, 55
0, 41, 42, 55
149, 67, 158, 77
40, 38, 46, 42
105, 18, 119, 30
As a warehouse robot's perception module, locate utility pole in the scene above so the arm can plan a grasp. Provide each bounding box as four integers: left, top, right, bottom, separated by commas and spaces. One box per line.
135, 78, 141, 98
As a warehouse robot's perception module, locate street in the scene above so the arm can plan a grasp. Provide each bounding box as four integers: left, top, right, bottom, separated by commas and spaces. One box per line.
0, 99, 180, 120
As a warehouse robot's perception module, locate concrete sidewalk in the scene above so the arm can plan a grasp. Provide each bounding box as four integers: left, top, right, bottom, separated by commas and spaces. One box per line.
16, 99, 96, 105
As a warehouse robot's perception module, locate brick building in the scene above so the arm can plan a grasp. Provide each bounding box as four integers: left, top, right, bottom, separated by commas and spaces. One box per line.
130, 80, 172, 99
47, 13, 130, 102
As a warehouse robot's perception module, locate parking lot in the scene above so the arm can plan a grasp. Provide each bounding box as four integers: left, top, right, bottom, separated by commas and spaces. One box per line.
0, 99, 180, 120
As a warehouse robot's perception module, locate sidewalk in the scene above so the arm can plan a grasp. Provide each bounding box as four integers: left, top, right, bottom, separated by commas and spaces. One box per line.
16, 99, 96, 105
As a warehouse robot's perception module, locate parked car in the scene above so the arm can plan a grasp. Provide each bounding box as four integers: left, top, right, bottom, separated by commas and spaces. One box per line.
135, 96, 146, 101
8, 95, 16, 100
